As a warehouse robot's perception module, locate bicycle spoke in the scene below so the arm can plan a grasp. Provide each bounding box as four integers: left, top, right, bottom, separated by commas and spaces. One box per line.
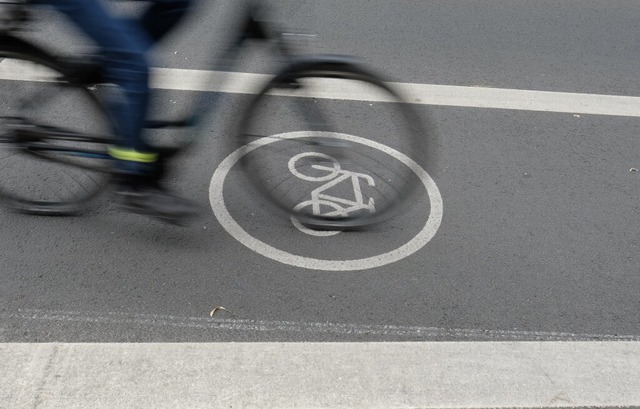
235, 62, 430, 228
0, 49, 111, 213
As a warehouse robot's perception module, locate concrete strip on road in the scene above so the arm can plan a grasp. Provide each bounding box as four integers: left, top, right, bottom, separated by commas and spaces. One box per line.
2, 342, 640, 408
2, 59, 640, 117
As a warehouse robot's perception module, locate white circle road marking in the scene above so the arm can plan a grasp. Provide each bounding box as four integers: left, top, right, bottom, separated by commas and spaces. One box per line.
209, 131, 443, 271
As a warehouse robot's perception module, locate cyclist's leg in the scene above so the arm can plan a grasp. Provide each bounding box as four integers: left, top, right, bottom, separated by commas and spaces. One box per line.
34, 0, 199, 222
36, 0, 152, 159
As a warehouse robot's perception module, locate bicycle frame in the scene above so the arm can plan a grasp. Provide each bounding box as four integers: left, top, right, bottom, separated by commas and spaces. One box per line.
1, 0, 310, 172
1, 0, 431, 227
172, 1, 323, 146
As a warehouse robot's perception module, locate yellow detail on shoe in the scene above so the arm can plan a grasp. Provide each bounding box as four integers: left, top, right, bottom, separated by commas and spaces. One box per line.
108, 147, 158, 163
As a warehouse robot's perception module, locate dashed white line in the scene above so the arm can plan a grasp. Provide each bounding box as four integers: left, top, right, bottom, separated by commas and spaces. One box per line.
6, 308, 640, 341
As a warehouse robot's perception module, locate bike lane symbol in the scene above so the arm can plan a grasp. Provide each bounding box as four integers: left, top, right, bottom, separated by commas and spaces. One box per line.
209, 131, 443, 271
288, 152, 376, 237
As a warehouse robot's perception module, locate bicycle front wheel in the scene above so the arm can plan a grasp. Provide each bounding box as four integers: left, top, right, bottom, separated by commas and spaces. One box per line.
0, 37, 113, 215
237, 57, 436, 229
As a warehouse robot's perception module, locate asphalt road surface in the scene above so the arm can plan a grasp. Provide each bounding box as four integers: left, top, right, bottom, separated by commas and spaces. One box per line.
2, 0, 640, 345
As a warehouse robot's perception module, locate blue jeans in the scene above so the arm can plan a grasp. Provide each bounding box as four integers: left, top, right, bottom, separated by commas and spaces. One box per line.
36, 0, 191, 172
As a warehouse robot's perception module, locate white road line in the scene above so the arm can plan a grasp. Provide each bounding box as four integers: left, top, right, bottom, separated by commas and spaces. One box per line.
3, 342, 640, 408
1, 60, 640, 116
153, 68, 640, 117
6, 308, 640, 341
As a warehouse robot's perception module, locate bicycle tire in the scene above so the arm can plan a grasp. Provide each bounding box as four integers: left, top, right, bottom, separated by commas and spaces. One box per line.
0, 36, 113, 215
236, 56, 436, 229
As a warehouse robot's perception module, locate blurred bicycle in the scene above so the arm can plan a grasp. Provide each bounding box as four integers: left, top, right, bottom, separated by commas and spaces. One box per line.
0, 0, 436, 229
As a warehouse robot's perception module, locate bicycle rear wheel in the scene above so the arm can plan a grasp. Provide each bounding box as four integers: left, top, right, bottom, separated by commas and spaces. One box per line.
0, 37, 113, 215
236, 57, 436, 229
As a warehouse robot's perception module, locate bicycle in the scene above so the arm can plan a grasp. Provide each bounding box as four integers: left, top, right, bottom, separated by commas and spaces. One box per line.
0, 0, 436, 229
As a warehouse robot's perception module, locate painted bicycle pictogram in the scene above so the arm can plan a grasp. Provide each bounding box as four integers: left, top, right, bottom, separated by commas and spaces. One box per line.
288, 152, 376, 236
210, 131, 443, 271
